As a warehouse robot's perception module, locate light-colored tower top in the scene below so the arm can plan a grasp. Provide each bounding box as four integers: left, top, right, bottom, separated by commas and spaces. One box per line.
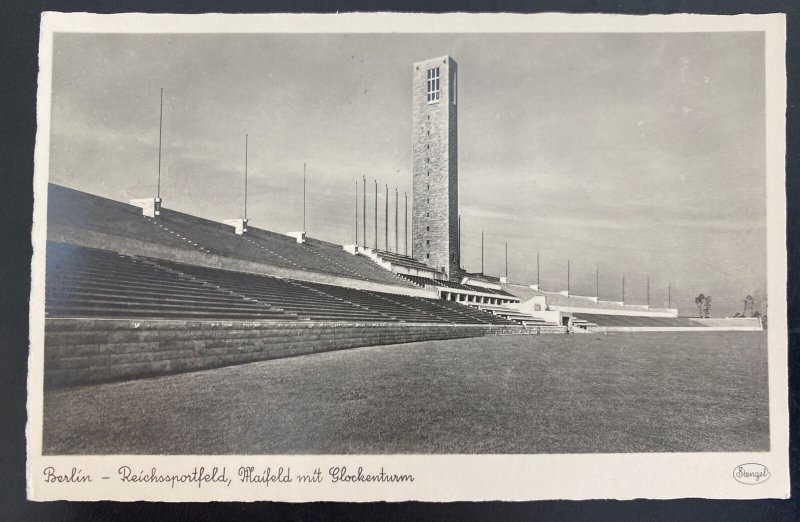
411, 56, 459, 278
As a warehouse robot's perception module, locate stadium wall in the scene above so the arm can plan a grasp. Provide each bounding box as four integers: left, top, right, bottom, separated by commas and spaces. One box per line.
47, 224, 437, 299
44, 319, 530, 387
550, 305, 678, 317
590, 325, 762, 333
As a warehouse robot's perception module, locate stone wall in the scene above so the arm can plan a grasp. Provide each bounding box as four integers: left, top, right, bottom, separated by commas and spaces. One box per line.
44, 319, 529, 387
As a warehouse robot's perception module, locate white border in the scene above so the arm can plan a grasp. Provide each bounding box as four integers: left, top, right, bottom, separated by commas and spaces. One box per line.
27, 12, 789, 502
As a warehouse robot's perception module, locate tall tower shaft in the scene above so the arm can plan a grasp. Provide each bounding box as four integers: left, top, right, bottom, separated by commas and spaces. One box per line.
412, 56, 459, 278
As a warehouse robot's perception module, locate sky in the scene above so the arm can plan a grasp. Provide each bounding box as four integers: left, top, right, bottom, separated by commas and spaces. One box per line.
48, 32, 767, 317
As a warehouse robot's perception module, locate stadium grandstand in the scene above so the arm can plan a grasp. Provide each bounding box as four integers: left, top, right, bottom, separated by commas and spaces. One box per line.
44, 182, 548, 386
41, 54, 760, 387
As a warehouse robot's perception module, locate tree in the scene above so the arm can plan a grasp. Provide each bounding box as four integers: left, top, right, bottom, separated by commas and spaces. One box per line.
743, 295, 755, 317
694, 293, 712, 318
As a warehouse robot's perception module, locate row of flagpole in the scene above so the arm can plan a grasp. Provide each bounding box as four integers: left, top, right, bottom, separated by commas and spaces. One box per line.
354, 176, 409, 256
487, 239, 671, 307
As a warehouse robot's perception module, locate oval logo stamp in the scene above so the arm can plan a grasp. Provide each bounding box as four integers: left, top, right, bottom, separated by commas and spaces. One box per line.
732, 463, 770, 485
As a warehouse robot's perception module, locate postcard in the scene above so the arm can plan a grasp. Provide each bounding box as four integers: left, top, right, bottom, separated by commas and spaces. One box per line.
27, 11, 788, 501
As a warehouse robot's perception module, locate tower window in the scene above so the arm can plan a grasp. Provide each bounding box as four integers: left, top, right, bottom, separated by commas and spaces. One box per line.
426, 240, 430, 245
426, 253, 430, 259
426, 226, 430, 231
426, 67, 440, 103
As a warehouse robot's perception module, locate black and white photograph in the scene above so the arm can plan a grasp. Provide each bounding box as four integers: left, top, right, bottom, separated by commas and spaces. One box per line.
26, 12, 789, 502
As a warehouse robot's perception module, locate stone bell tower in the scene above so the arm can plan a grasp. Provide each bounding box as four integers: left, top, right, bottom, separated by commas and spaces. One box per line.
411, 56, 459, 278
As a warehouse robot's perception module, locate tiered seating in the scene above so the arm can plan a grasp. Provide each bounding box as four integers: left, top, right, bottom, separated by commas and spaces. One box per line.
693, 317, 761, 328
45, 242, 295, 320
398, 273, 470, 290
303, 238, 413, 286
475, 304, 558, 327
48, 184, 422, 289
435, 300, 517, 325
572, 313, 704, 327
504, 284, 655, 312
150, 260, 389, 323
477, 286, 517, 298
397, 273, 518, 298
47, 185, 189, 250
296, 282, 439, 323
373, 249, 439, 272
155, 210, 294, 266
46, 240, 525, 325
362, 291, 480, 324
299, 280, 521, 324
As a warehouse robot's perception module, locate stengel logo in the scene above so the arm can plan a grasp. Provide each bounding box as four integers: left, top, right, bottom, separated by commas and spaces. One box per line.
732, 463, 770, 485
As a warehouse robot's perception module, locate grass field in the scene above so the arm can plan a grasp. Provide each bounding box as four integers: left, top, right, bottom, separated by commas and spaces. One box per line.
42, 331, 769, 454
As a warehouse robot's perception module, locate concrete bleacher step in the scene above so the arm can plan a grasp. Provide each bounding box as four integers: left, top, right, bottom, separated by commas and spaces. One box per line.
47, 286, 250, 306
46, 292, 272, 309
52, 272, 221, 291
47, 284, 254, 302
47, 299, 282, 315
311, 241, 413, 285
46, 307, 291, 319
46, 290, 269, 308
196, 292, 389, 320
571, 313, 706, 328
361, 291, 446, 323
52, 276, 223, 296
46, 185, 190, 250
160, 267, 393, 322
64, 271, 192, 287
286, 282, 397, 321
439, 301, 517, 325
49, 281, 249, 303
407, 303, 475, 324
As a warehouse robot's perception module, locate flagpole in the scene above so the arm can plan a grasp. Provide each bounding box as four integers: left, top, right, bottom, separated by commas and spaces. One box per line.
362, 175, 366, 248
481, 231, 484, 274
354, 181, 358, 245
244, 134, 248, 220
385, 184, 389, 251
157, 88, 163, 199
404, 192, 408, 256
